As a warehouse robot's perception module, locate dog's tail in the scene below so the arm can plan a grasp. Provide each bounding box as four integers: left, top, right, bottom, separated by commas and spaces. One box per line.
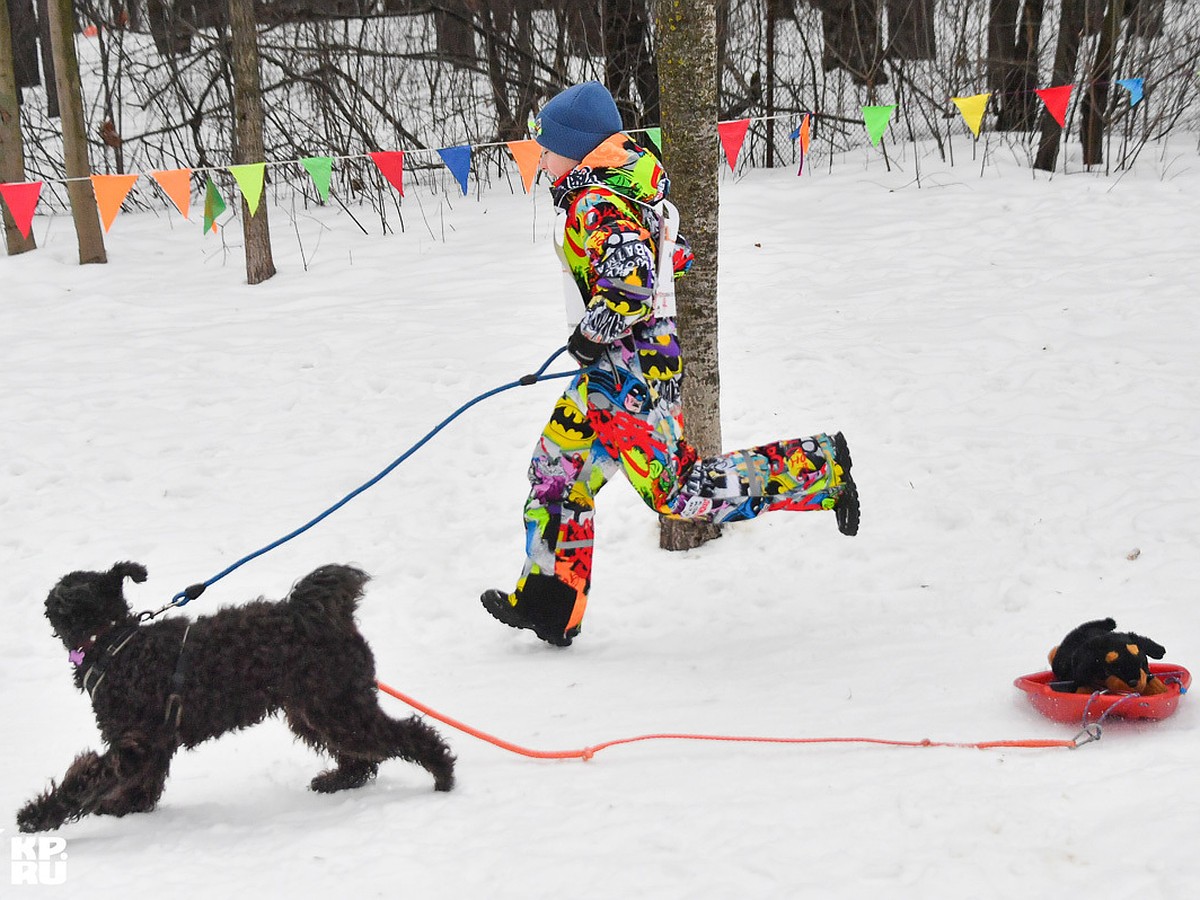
288, 565, 370, 627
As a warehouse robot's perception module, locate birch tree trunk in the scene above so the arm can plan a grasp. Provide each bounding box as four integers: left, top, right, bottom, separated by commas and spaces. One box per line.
657, 0, 722, 552
228, 0, 275, 284
46, 0, 106, 263
1, 0, 36, 254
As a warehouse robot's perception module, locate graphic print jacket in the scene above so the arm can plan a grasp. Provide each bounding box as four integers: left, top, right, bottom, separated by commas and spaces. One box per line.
550, 134, 692, 359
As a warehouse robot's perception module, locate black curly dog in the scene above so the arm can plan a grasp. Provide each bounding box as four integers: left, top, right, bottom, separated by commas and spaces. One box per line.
17, 562, 454, 832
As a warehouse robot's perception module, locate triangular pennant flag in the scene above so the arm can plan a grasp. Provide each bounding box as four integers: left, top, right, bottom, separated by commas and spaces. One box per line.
644, 127, 663, 156
437, 145, 472, 195
150, 168, 193, 219
505, 140, 541, 193
369, 151, 405, 196
1035, 85, 1073, 127
90, 173, 139, 232
717, 119, 751, 172
0, 180, 43, 239
228, 163, 266, 216
300, 156, 333, 202
794, 113, 811, 176
1115, 77, 1144, 107
950, 93, 991, 138
862, 105, 897, 147
203, 176, 227, 234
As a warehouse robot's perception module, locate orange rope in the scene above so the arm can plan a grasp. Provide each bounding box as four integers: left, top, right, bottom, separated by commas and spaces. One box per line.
376, 680, 1077, 759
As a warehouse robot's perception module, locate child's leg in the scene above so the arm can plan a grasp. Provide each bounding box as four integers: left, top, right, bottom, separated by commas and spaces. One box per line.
487, 376, 618, 643
671, 432, 855, 527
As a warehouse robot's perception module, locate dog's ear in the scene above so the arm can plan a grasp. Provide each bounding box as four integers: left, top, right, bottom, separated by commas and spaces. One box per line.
110, 562, 148, 584
1129, 633, 1166, 659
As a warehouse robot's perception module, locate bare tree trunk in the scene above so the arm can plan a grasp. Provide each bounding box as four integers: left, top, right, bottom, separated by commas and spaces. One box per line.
1, 0, 36, 254
1080, 0, 1125, 167
765, 0, 777, 168
46, 0, 106, 263
1034, 0, 1085, 172
227, 0, 275, 284
604, 0, 657, 129
657, 0, 722, 552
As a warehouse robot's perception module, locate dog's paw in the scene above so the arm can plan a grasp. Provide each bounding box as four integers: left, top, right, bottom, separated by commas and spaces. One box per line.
309, 764, 377, 794
16, 795, 65, 833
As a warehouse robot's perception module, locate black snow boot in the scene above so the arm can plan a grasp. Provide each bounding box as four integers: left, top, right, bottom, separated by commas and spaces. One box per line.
833, 432, 860, 537
481, 574, 580, 647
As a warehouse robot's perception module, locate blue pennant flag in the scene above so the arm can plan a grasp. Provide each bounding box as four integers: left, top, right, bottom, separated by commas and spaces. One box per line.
1115, 77, 1144, 107
437, 145, 472, 195
788, 124, 802, 141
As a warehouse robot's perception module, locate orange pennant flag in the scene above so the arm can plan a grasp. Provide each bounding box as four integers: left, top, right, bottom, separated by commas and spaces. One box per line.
90, 174, 139, 232
506, 140, 541, 193
150, 169, 193, 219
1036, 85, 1074, 127
717, 119, 751, 172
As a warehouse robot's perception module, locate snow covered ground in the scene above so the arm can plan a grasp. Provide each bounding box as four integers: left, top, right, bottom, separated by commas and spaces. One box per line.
3, 141, 1199, 898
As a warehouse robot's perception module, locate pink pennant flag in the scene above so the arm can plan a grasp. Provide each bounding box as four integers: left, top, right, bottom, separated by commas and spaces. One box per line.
1035, 85, 1074, 127
717, 119, 751, 172
370, 151, 405, 196
0, 181, 44, 239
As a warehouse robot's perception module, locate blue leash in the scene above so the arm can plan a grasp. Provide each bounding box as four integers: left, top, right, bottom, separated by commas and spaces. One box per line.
149, 346, 576, 618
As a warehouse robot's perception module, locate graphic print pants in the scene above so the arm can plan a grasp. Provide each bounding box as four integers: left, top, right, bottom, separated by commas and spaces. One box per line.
512, 335, 847, 636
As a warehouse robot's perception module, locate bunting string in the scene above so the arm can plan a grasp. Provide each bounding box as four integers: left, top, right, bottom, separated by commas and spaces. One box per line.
0, 75, 1160, 239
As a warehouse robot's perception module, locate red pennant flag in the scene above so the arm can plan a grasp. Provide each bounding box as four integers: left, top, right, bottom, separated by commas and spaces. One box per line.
1035, 85, 1074, 127
0, 181, 44, 239
370, 151, 405, 196
717, 119, 751, 172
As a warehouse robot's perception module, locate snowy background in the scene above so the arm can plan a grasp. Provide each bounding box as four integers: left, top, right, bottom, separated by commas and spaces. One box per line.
2, 140, 1199, 898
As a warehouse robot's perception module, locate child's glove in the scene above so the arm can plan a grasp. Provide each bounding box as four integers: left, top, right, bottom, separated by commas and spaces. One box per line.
567, 326, 605, 366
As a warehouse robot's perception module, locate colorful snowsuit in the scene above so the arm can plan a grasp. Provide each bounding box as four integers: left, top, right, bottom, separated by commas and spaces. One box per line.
509, 135, 848, 639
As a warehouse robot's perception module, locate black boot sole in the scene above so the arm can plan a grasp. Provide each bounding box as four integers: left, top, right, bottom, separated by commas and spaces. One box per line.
833, 432, 860, 537
481, 589, 576, 647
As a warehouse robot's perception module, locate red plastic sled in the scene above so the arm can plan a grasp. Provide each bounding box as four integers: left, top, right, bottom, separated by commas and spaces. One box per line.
1014, 663, 1191, 724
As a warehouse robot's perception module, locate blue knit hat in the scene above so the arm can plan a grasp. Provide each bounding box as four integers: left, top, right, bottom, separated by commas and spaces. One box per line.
534, 81, 623, 161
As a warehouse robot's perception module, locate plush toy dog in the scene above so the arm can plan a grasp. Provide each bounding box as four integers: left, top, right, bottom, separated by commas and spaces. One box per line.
1049, 618, 1168, 695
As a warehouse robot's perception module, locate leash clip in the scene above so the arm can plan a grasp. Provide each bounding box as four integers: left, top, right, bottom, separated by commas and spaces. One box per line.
1072, 723, 1103, 747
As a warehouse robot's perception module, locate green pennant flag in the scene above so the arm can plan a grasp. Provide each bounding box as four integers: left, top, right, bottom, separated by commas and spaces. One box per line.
203, 176, 227, 234
862, 105, 897, 147
644, 127, 663, 155
301, 156, 333, 202
229, 162, 266, 216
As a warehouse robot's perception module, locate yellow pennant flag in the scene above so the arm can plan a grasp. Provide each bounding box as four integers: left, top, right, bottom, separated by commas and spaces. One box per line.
506, 140, 541, 193
90, 174, 139, 232
228, 163, 266, 216
150, 169, 193, 219
951, 93, 991, 138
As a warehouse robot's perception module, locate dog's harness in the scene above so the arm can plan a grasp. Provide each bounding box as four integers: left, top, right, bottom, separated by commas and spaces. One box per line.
70, 621, 192, 731
164, 624, 191, 731
71, 622, 140, 699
